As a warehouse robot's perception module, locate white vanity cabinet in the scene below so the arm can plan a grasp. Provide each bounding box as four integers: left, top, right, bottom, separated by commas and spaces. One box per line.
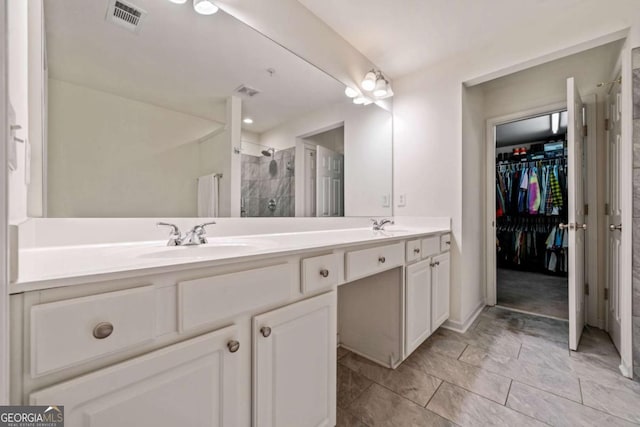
253, 291, 336, 427
431, 252, 451, 330
405, 259, 433, 356
29, 326, 240, 427
404, 237, 451, 357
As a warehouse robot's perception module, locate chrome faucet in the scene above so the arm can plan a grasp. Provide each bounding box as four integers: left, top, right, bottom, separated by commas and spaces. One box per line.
157, 222, 216, 246
371, 218, 394, 231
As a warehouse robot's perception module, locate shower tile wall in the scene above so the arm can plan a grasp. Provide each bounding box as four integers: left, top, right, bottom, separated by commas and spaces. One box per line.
241, 147, 295, 217
633, 47, 640, 379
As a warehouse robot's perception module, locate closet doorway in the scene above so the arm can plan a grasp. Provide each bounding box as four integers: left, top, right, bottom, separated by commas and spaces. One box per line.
493, 109, 570, 320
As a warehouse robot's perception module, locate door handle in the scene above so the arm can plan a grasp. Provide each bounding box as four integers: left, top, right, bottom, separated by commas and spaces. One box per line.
558, 223, 570, 230
609, 224, 622, 231
577, 223, 587, 230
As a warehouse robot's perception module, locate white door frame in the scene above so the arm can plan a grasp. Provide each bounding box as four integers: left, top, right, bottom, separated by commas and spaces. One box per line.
485, 101, 567, 307
617, 42, 634, 378
0, 0, 10, 404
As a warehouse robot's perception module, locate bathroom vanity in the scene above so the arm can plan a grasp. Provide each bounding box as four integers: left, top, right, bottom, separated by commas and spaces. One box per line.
9, 220, 450, 426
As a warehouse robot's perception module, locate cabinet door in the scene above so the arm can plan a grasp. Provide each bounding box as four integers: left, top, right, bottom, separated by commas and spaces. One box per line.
432, 252, 451, 331
405, 259, 432, 356
253, 291, 337, 427
30, 326, 240, 427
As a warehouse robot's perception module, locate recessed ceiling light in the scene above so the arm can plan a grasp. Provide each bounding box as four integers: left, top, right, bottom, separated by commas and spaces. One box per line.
243, 118, 254, 124
193, 0, 219, 15
344, 87, 359, 98
168, 0, 188, 4
361, 71, 377, 91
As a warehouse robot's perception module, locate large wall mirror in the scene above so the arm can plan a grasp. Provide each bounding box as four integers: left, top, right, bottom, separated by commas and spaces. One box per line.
36, 0, 393, 218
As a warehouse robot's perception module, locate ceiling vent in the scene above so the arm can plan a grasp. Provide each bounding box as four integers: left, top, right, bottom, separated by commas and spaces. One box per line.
234, 85, 261, 97
106, 0, 147, 33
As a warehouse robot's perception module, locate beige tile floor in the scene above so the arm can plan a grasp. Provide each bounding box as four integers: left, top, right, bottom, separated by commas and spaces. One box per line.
337, 306, 640, 426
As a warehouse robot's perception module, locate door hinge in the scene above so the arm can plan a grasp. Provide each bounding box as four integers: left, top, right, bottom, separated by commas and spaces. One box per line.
584, 204, 589, 215
604, 118, 610, 131
604, 203, 610, 215
604, 288, 609, 300
585, 283, 589, 296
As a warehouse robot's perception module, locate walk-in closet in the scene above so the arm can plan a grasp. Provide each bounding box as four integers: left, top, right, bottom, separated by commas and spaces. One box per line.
495, 112, 569, 319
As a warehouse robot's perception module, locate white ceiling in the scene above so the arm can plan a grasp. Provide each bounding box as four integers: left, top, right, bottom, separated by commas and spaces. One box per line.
45, 0, 346, 133
296, 0, 620, 78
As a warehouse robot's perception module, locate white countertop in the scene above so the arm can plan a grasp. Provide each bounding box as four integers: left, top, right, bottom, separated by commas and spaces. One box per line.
13, 226, 449, 293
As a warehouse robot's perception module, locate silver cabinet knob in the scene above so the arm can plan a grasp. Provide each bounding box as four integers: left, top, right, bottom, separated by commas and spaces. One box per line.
227, 340, 240, 353
319, 269, 330, 278
378, 256, 386, 263
609, 224, 622, 231
413, 248, 420, 254
93, 322, 114, 339
260, 326, 272, 337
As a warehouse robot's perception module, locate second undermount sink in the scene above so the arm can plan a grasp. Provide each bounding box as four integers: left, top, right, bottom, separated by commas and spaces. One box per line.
137, 239, 274, 260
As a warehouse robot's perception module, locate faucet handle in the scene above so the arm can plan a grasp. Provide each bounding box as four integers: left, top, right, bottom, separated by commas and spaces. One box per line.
193, 221, 216, 244
157, 222, 181, 236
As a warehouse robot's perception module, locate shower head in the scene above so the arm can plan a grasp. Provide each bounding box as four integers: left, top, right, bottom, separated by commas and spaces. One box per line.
261, 148, 275, 157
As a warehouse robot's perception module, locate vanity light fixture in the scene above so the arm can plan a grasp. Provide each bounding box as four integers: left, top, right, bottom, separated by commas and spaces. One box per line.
361, 71, 377, 91
344, 87, 359, 98
243, 118, 254, 124
373, 78, 389, 97
353, 96, 373, 106
551, 112, 560, 134
193, 0, 219, 15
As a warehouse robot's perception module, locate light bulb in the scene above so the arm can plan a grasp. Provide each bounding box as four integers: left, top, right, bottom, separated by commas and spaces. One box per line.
373, 79, 388, 97
361, 71, 376, 91
243, 118, 254, 124
551, 112, 560, 134
193, 0, 219, 15
168, 0, 188, 4
344, 87, 359, 98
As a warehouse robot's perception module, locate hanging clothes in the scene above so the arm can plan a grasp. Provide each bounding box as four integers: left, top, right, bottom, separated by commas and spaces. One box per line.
528, 167, 541, 214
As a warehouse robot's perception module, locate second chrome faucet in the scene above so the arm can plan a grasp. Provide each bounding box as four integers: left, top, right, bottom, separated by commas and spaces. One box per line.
157, 222, 216, 246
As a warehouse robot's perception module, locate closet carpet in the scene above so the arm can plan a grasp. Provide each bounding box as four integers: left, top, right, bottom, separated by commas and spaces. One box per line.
336, 307, 636, 426
497, 268, 568, 319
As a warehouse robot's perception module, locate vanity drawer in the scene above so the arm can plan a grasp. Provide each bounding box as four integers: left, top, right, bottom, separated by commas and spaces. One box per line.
421, 236, 440, 258
440, 233, 451, 252
302, 253, 340, 293
406, 240, 422, 263
345, 242, 404, 282
30, 286, 156, 377
179, 263, 293, 332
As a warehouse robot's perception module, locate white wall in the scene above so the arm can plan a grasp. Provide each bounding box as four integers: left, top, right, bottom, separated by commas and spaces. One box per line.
47, 79, 226, 217
27, 0, 45, 218
392, 7, 640, 330
260, 100, 392, 217
7, 0, 29, 225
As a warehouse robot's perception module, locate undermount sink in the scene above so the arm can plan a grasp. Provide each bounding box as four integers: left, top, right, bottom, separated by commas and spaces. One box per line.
137, 239, 274, 260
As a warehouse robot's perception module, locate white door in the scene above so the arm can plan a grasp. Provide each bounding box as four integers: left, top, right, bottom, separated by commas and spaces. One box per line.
316, 145, 343, 217
253, 291, 337, 427
29, 327, 240, 427
606, 81, 622, 351
304, 147, 317, 216
405, 259, 432, 356
567, 77, 587, 351
431, 252, 451, 330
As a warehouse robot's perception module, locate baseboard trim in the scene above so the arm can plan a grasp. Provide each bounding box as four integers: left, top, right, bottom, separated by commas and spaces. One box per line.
619, 360, 633, 379
441, 302, 485, 334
